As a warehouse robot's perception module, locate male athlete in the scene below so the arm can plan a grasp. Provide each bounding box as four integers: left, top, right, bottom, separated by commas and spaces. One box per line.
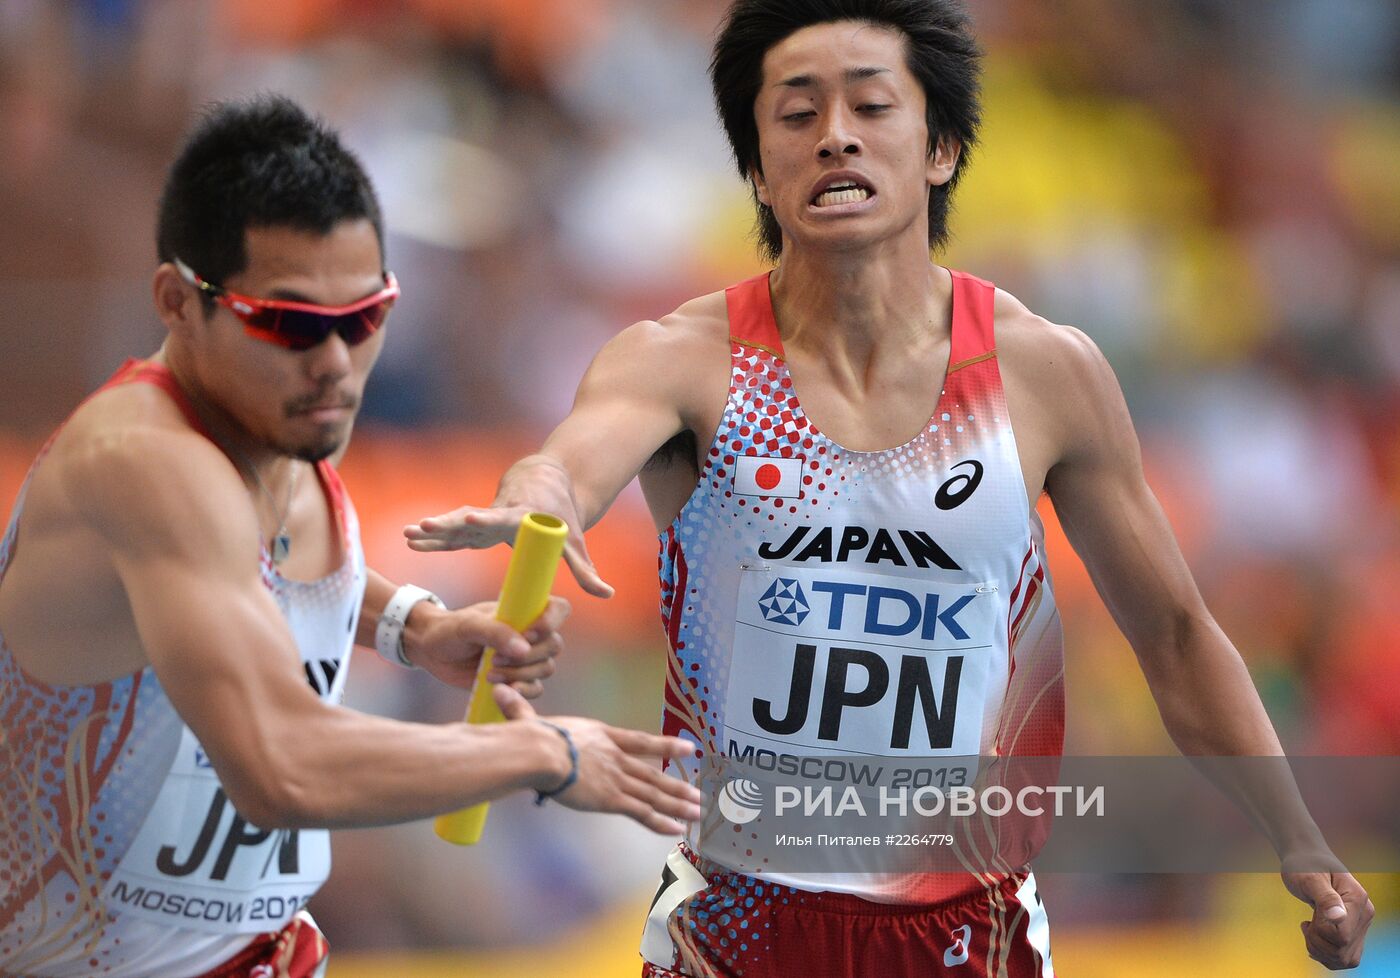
406, 1, 1374, 974
0, 96, 701, 978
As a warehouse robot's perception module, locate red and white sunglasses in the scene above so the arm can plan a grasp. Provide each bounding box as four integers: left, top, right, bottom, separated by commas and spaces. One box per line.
175, 257, 399, 351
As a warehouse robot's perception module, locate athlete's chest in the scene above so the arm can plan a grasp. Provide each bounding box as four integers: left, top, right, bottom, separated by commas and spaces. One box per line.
647, 350, 1047, 530
772, 343, 953, 453
665, 352, 1026, 567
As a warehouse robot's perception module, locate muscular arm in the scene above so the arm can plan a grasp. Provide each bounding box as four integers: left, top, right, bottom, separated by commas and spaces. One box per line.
406, 313, 717, 594
71, 427, 697, 831
1032, 323, 1373, 969
1041, 329, 1285, 759
538, 319, 694, 523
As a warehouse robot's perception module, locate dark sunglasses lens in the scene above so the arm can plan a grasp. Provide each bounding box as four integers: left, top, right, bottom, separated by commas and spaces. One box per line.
342, 302, 390, 343
237, 305, 282, 333
280, 308, 386, 349
238, 299, 389, 349
275, 310, 339, 350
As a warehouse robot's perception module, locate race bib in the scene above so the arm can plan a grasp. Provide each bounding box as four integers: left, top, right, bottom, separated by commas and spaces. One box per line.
103, 728, 331, 935
723, 563, 1000, 760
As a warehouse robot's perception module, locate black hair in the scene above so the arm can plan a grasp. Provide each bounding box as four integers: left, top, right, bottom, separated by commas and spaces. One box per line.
710, 0, 981, 261
156, 94, 384, 306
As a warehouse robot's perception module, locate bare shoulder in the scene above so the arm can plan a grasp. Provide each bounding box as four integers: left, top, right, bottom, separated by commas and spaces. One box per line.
992, 288, 1137, 473
582, 289, 731, 408
51, 384, 256, 558
658, 288, 730, 336
608, 288, 731, 362
993, 288, 1113, 388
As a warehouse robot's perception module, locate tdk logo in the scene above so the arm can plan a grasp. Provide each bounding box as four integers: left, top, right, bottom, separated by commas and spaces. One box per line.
758, 578, 810, 626
765, 581, 975, 642
944, 925, 972, 967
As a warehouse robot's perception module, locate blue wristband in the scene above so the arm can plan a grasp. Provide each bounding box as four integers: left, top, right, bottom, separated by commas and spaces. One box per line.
533, 719, 579, 805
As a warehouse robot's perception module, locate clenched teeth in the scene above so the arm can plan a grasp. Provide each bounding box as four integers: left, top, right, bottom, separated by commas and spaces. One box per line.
814, 185, 872, 207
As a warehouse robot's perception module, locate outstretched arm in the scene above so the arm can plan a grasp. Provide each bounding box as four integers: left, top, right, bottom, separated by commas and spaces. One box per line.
73, 425, 701, 832
1039, 325, 1374, 970
404, 317, 702, 595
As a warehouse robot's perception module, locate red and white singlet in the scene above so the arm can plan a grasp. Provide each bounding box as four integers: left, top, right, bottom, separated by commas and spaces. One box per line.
644, 272, 1062, 977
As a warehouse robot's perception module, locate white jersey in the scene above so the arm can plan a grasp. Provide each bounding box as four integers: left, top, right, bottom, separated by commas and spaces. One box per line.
0, 360, 366, 978
657, 271, 1065, 905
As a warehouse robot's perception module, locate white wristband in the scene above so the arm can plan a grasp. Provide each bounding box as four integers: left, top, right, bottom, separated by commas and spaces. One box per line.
375, 584, 445, 668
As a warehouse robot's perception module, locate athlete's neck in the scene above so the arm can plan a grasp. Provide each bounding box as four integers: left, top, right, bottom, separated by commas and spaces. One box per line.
769, 241, 952, 377
154, 344, 300, 491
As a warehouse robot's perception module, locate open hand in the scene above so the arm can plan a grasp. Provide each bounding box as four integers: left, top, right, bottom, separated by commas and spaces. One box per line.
495, 684, 702, 835
404, 503, 613, 598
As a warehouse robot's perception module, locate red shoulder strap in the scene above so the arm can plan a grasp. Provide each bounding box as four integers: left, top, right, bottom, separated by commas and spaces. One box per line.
726, 269, 996, 367
314, 458, 351, 537
725, 272, 785, 358
101, 358, 212, 437
3, 359, 217, 572
110, 358, 353, 542
25, 358, 215, 468
948, 270, 997, 370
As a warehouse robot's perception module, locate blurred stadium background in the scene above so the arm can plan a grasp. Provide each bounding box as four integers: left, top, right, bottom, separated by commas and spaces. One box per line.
2, 0, 1398, 974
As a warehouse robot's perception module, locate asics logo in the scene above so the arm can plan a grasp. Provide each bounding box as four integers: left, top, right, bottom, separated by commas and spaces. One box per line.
944, 924, 972, 966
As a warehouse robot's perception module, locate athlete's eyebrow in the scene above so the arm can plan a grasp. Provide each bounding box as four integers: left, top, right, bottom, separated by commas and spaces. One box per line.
774, 66, 892, 88
845, 66, 891, 83
776, 73, 816, 89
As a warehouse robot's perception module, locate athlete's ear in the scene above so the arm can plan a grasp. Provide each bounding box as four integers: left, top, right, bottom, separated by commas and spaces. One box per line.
927, 133, 960, 188
750, 166, 773, 208
152, 262, 205, 337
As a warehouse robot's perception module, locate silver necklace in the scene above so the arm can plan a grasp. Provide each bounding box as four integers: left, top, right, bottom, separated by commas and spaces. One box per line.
239, 453, 301, 565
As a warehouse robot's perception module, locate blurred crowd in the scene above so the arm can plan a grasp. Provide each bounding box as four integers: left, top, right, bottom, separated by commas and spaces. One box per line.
1, 0, 1397, 966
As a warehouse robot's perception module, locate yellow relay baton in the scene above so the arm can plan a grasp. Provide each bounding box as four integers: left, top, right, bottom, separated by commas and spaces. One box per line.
434, 512, 569, 845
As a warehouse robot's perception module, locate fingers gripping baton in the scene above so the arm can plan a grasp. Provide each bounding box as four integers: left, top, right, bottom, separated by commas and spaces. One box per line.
434, 513, 569, 845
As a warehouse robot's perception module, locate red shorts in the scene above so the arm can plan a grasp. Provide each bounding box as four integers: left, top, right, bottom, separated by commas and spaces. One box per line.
640, 844, 1054, 978
199, 911, 329, 978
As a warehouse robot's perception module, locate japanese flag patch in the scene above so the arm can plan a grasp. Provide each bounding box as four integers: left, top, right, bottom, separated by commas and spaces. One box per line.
733, 454, 805, 499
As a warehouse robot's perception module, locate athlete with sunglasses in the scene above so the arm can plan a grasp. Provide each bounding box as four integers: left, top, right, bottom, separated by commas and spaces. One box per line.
0, 95, 700, 978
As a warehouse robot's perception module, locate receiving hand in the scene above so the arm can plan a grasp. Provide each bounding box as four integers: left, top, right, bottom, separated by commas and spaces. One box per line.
405, 595, 570, 696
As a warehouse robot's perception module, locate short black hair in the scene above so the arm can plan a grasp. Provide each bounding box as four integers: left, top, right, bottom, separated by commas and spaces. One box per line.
711, 0, 981, 261
156, 94, 384, 301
